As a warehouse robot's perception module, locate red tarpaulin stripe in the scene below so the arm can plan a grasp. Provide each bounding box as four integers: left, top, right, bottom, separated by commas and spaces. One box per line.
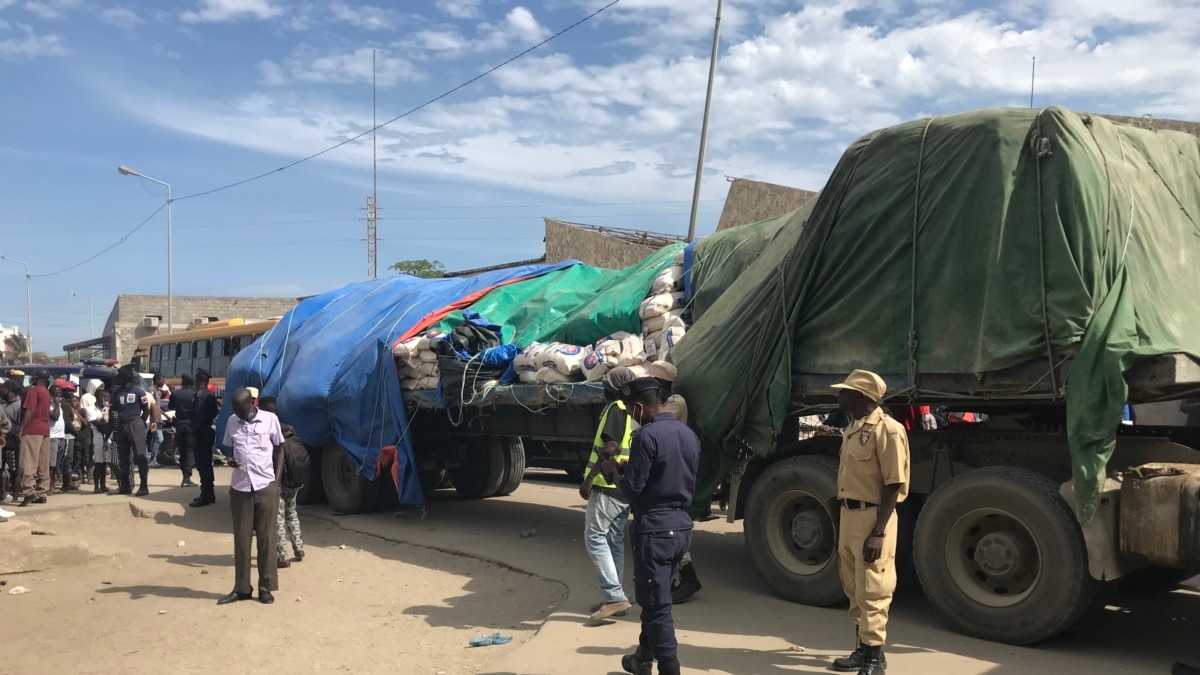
391, 272, 547, 346
377, 444, 399, 490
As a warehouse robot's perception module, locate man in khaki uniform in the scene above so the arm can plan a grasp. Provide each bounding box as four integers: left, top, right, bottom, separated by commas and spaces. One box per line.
830, 370, 910, 675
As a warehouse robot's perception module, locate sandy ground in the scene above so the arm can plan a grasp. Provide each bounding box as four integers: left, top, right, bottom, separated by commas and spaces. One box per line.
1, 469, 563, 675
3, 466, 1198, 675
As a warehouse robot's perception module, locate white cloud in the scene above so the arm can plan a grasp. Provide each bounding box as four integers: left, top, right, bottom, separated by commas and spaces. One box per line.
23, 0, 81, 20
408, 28, 470, 54
258, 46, 422, 87
98, 7, 143, 31
0, 22, 66, 57
436, 0, 481, 20
475, 7, 552, 50
181, 0, 281, 24
105, 1, 1200, 208
329, 1, 393, 31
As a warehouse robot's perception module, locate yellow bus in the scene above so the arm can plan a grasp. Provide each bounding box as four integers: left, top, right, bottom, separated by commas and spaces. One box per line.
130, 318, 280, 391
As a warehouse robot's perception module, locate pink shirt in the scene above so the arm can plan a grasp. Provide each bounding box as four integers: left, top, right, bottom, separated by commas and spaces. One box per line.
222, 409, 283, 492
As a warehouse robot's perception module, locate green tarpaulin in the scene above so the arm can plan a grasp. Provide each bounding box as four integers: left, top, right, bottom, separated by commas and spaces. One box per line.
433, 244, 684, 347
672, 106, 1200, 520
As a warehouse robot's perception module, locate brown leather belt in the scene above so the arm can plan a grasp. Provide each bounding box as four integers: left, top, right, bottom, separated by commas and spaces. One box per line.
840, 499, 877, 510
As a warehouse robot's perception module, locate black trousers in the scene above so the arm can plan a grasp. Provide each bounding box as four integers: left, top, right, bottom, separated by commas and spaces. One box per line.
194, 426, 216, 498
175, 422, 194, 480
632, 526, 692, 661
230, 483, 279, 595
115, 418, 148, 493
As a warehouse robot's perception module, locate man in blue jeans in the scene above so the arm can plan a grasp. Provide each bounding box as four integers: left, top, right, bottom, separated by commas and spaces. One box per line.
579, 366, 638, 622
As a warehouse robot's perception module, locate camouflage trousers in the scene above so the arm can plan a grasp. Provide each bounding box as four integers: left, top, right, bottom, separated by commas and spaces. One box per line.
276, 486, 305, 559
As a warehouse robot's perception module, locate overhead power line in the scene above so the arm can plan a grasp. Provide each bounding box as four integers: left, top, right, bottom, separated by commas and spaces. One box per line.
174, 0, 624, 203
32, 204, 164, 279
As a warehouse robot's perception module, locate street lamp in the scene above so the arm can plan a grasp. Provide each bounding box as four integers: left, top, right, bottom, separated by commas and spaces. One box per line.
0, 254, 32, 359
117, 165, 172, 334
71, 292, 94, 338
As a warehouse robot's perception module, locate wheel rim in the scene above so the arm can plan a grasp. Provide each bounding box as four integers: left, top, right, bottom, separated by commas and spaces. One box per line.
764, 489, 836, 576
944, 507, 1042, 608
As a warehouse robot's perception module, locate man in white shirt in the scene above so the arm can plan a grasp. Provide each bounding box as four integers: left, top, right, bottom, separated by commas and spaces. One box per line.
217, 388, 284, 606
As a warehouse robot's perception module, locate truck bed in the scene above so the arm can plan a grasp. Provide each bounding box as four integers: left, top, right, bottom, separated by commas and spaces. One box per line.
403, 381, 607, 411
789, 352, 1200, 411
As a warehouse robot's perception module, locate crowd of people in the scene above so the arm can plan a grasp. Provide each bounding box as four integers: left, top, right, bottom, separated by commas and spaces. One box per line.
0, 365, 304, 586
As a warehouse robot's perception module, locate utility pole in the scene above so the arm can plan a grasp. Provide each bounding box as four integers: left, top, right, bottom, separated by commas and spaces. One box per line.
687, 0, 724, 242
366, 49, 379, 279
1030, 56, 1036, 108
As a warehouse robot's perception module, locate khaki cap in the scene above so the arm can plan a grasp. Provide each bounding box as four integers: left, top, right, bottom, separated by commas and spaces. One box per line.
831, 370, 886, 402
644, 361, 677, 382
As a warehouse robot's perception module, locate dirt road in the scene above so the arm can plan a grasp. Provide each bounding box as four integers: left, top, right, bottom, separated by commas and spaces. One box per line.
2, 467, 1196, 674
1, 470, 561, 675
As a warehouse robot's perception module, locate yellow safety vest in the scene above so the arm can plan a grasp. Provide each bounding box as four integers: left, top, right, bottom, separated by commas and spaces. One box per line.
588, 400, 633, 489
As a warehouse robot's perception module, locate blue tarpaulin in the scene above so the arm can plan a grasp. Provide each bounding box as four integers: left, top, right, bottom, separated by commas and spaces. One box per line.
217, 261, 576, 507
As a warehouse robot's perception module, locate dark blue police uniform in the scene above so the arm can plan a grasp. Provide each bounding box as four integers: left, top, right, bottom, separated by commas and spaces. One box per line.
111, 384, 149, 494
617, 412, 700, 666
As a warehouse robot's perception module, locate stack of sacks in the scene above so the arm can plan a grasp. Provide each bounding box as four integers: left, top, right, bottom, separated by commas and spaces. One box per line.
392, 330, 445, 391
583, 332, 645, 381
640, 259, 689, 361
514, 342, 592, 384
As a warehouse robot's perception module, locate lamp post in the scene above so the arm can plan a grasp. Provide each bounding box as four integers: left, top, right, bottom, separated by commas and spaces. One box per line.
117, 165, 172, 334
0, 254, 32, 359
686, 0, 724, 242
71, 292, 94, 338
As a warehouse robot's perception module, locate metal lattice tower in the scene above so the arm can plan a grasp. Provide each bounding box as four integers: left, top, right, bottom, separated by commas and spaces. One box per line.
366, 195, 377, 279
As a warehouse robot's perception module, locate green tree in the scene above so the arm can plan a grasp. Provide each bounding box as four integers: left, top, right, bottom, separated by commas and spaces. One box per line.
31, 351, 51, 365
389, 259, 445, 279
5, 333, 29, 363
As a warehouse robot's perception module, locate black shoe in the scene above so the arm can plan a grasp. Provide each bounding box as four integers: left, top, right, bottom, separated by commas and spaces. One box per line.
258, 590, 274, 605
621, 649, 653, 675
181, 479, 197, 488
833, 638, 864, 672
135, 486, 149, 497
33, 495, 47, 504
657, 658, 681, 675
277, 559, 291, 569
857, 645, 885, 675
189, 495, 215, 507
671, 561, 702, 604
18, 495, 35, 507
295, 550, 305, 561
216, 591, 252, 605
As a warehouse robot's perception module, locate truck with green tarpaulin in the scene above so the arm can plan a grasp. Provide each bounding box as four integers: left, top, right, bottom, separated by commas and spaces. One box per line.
265, 105, 1200, 647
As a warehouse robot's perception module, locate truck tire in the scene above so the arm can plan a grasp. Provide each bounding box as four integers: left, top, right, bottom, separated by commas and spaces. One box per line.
321, 444, 381, 514
744, 455, 845, 606
914, 467, 1097, 645
449, 437, 506, 499
493, 437, 526, 497
296, 445, 325, 505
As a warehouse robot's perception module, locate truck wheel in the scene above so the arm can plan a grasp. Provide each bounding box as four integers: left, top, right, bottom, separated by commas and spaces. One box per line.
321, 444, 381, 514
744, 455, 845, 606
449, 437, 506, 499
493, 437, 526, 497
914, 467, 1097, 644
296, 445, 325, 505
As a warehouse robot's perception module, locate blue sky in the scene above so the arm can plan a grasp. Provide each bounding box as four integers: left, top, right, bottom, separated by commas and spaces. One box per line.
2, 0, 1198, 355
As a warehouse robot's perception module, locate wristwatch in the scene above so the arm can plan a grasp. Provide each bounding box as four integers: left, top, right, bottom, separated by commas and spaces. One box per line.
870, 529, 885, 538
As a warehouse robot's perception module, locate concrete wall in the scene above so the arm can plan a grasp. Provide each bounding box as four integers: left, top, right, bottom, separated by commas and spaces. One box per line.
544, 219, 661, 269
716, 178, 818, 232
105, 295, 301, 363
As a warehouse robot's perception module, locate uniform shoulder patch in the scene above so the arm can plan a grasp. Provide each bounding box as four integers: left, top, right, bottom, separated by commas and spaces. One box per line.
859, 428, 873, 445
